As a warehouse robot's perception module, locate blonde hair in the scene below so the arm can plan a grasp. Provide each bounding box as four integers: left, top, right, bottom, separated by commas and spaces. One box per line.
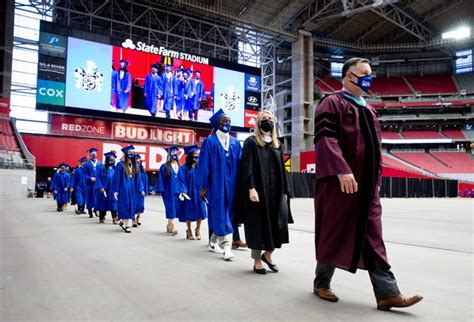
254, 110, 280, 148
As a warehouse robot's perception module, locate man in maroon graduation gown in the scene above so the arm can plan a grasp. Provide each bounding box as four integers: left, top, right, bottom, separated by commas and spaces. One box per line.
313, 57, 423, 311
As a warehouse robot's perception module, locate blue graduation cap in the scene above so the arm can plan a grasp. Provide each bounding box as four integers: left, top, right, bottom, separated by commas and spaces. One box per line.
79, 157, 87, 163
104, 151, 117, 158
58, 162, 66, 167
151, 63, 159, 69
88, 148, 97, 153
183, 69, 192, 75
121, 145, 135, 153
167, 146, 179, 153
209, 109, 227, 129
136, 154, 142, 159
184, 145, 199, 155
120, 59, 129, 66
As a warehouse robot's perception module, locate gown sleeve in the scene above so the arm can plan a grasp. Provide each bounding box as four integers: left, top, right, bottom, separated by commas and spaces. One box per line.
112, 162, 122, 194
239, 137, 256, 190
195, 138, 210, 189
154, 165, 165, 193
314, 95, 352, 179
177, 166, 188, 194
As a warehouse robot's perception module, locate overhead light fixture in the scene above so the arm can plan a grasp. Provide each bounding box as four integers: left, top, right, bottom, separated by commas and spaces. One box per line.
442, 27, 471, 40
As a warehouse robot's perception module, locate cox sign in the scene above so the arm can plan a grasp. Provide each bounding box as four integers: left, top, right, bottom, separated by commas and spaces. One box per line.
36, 79, 65, 106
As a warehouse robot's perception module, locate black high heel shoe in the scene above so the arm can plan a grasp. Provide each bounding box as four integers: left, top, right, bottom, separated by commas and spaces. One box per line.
261, 253, 279, 273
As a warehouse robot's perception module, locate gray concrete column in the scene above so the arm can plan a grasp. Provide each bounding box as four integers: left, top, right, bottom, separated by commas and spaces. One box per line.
291, 30, 314, 172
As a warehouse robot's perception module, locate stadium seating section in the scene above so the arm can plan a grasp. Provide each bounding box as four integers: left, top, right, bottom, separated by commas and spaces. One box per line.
390, 151, 474, 175
316, 73, 474, 97
0, 118, 19, 151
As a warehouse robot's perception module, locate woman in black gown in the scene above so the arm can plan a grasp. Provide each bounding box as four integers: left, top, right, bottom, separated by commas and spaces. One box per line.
234, 111, 292, 274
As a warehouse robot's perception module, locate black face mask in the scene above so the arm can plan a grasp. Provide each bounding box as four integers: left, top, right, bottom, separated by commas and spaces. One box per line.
260, 119, 274, 132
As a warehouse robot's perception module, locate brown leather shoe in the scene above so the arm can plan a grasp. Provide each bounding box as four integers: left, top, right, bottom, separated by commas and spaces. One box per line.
313, 288, 339, 302
232, 240, 248, 249
377, 295, 423, 311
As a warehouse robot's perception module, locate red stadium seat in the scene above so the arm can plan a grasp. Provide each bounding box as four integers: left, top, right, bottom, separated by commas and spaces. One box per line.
402, 130, 445, 139
405, 75, 458, 95
371, 77, 413, 96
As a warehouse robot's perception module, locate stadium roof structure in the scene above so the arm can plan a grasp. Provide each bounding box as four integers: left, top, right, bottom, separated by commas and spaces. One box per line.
168, 0, 474, 54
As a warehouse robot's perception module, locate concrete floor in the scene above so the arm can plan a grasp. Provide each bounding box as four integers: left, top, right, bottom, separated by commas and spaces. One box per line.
0, 197, 472, 321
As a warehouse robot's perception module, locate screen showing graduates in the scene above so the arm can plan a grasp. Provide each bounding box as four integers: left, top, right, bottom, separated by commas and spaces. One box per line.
36, 28, 262, 128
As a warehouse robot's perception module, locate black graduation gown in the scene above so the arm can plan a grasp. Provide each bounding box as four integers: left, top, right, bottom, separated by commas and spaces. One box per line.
234, 136, 292, 251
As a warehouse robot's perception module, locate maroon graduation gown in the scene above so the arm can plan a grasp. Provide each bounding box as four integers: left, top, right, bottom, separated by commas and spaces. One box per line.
314, 92, 390, 273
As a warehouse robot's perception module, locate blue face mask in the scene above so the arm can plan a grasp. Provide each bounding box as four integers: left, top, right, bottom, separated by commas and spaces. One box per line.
108, 160, 115, 165
193, 157, 199, 162
128, 153, 135, 159
219, 123, 231, 133
351, 72, 372, 92
90, 154, 96, 160
171, 154, 179, 161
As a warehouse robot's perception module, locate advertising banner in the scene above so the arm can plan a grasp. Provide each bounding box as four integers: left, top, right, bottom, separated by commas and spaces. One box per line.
0, 98, 10, 116
39, 33, 67, 58
50, 114, 112, 139
38, 55, 66, 82
36, 79, 65, 106
112, 123, 195, 145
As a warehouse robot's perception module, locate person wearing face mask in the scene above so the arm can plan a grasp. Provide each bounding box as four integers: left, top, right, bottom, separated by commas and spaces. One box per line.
234, 111, 292, 274
134, 154, 149, 227
190, 70, 205, 121
83, 148, 105, 218
177, 145, 207, 240
183, 69, 194, 121
154, 146, 181, 235
63, 164, 72, 210
112, 145, 145, 233
196, 109, 242, 261
161, 64, 176, 119
51, 163, 69, 212
72, 157, 87, 215
312, 57, 422, 310
144, 64, 163, 117
96, 152, 118, 224
113, 59, 132, 112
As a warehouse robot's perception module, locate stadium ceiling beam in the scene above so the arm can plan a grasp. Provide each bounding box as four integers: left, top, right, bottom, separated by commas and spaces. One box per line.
369, 3, 434, 43
351, 0, 418, 43
383, 0, 463, 44
157, 0, 297, 41
264, 0, 314, 30
299, 0, 399, 30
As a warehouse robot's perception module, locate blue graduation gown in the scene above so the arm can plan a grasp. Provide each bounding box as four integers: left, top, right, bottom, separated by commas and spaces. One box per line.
184, 80, 195, 112
174, 78, 186, 112
113, 71, 131, 110
196, 134, 242, 236
155, 163, 181, 219
144, 73, 162, 114
178, 164, 207, 222
137, 168, 149, 213
111, 70, 118, 105
65, 172, 72, 202
96, 166, 117, 212
51, 171, 69, 206
112, 161, 144, 220
192, 79, 205, 111
83, 160, 104, 209
72, 167, 85, 206
161, 73, 175, 112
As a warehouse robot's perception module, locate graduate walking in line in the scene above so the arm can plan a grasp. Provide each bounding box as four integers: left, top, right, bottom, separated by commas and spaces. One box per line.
161, 64, 176, 119
51, 163, 69, 212
112, 145, 145, 233
178, 145, 207, 240
234, 111, 292, 274
97, 151, 118, 224
113, 60, 132, 112
134, 154, 149, 227
144, 64, 162, 117
154, 146, 181, 236
63, 164, 72, 210
196, 109, 242, 260
191, 70, 206, 121
183, 69, 194, 121
83, 148, 105, 218
72, 157, 87, 215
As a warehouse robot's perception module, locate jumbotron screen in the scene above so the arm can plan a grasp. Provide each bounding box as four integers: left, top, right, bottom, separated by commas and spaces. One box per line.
35, 22, 261, 128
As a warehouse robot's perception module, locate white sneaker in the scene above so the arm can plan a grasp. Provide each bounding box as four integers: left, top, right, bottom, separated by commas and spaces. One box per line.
209, 241, 224, 254
223, 246, 235, 261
